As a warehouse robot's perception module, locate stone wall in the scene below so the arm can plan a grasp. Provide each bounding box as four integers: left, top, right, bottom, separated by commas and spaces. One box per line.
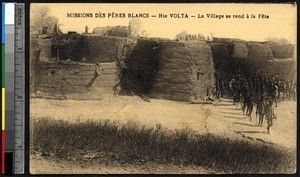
262, 59, 295, 80
32, 38, 216, 101
31, 35, 296, 101
209, 41, 296, 81
244, 58, 296, 81
267, 42, 294, 59
232, 42, 248, 59
246, 42, 274, 61
83, 36, 136, 63
151, 41, 215, 101
34, 61, 119, 100
32, 35, 137, 62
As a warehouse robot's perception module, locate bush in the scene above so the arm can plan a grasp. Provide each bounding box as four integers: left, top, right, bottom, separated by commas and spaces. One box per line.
31, 118, 295, 173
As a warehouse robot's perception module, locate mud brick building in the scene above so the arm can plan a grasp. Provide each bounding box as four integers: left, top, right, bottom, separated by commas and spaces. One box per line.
151, 40, 215, 101
30, 34, 296, 101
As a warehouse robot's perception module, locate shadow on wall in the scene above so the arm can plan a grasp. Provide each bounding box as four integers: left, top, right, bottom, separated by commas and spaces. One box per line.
210, 41, 296, 82
120, 39, 160, 95
119, 40, 216, 102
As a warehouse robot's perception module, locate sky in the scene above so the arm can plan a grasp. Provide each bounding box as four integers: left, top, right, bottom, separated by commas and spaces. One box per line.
31, 3, 297, 44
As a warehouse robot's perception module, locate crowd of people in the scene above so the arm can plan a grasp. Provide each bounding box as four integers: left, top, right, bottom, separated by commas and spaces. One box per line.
214, 68, 296, 134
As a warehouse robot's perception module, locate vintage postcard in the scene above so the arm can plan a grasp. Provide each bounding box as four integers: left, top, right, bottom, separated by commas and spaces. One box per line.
29, 3, 297, 174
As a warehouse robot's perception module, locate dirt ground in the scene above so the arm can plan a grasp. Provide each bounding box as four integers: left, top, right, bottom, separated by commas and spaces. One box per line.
30, 95, 296, 174
30, 157, 213, 174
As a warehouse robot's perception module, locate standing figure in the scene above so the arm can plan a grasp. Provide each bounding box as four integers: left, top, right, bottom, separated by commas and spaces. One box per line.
85, 25, 89, 34
277, 80, 282, 99
256, 95, 266, 127
272, 83, 278, 107
265, 99, 276, 134
254, 74, 261, 95
291, 80, 296, 100
113, 58, 127, 96
242, 90, 254, 121
282, 81, 287, 100
286, 81, 291, 100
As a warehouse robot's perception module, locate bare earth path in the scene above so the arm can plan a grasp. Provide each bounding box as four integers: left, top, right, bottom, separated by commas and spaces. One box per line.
30, 96, 296, 174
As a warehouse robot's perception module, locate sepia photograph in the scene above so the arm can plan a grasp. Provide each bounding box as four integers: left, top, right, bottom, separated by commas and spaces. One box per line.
29, 3, 297, 174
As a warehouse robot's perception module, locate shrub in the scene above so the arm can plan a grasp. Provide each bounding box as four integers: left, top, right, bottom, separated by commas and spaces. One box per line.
31, 118, 295, 173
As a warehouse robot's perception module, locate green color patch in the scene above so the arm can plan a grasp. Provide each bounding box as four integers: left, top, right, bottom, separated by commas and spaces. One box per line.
2, 45, 4, 87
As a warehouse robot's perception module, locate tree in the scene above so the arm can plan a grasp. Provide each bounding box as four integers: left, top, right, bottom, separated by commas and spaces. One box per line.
128, 19, 148, 37
53, 22, 63, 36
176, 31, 206, 41
175, 31, 188, 40
30, 5, 59, 34
265, 37, 289, 44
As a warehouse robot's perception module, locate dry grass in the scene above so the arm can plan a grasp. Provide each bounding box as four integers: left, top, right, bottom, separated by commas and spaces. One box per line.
31, 118, 295, 174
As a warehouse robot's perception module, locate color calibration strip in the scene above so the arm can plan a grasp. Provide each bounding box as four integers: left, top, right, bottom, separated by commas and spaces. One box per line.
2, 3, 25, 174
5, 5, 16, 174
2, 3, 7, 174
